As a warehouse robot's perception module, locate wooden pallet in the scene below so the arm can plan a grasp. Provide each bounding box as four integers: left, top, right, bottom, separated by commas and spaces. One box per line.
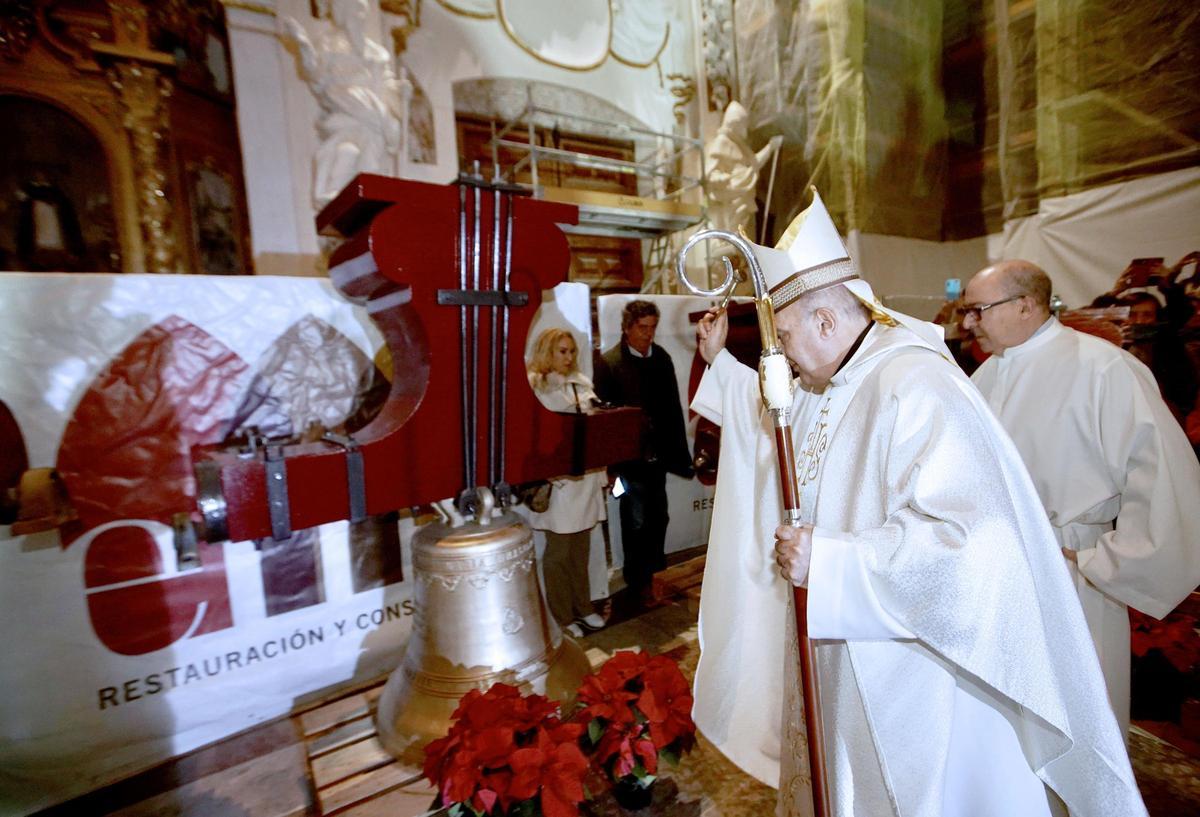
297, 646, 613, 816
651, 554, 706, 613
300, 683, 443, 817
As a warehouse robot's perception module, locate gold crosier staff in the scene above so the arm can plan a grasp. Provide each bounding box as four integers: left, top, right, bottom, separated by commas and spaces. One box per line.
675, 232, 831, 817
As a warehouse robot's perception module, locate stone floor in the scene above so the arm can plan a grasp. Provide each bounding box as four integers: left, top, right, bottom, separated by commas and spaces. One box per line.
32, 586, 1200, 817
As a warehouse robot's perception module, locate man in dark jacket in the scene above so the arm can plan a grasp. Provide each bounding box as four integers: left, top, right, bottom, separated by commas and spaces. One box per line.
594, 299, 693, 608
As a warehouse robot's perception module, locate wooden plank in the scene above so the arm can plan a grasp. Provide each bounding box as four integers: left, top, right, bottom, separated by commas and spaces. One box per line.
337, 783, 444, 817
653, 555, 706, 600
301, 693, 373, 738
309, 714, 378, 759
312, 736, 395, 790
108, 744, 310, 817
585, 646, 612, 667
319, 762, 428, 814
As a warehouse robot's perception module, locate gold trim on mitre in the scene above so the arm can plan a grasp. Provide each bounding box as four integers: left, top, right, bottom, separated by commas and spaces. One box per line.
768, 257, 856, 307
773, 201, 808, 253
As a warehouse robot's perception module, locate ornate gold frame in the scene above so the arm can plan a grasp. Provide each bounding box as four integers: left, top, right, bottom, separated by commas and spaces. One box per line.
218, 0, 276, 15
0, 82, 145, 273
496, 0, 613, 72
434, 0, 494, 20
435, 0, 673, 73
609, 21, 670, 69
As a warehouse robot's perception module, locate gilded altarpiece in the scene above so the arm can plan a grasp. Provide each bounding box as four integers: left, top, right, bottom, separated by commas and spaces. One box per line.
0, 0, 251, 274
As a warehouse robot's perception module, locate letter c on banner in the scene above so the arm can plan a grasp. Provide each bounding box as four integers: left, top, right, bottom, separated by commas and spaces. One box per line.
80, 520, 233, 655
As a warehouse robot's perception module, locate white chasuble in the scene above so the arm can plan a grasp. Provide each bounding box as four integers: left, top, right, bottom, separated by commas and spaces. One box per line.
692, 319, 1146, 817
971, 318, 1200, 736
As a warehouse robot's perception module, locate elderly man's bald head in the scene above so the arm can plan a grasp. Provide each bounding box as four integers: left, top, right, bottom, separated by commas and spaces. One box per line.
985, 260, 1053, 312
964, 260, 1055, 355
774, 283, 872, 388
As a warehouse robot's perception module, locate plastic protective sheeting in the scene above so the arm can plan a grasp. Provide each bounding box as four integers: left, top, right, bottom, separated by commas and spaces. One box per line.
840, 167, 1198, 314
736, 0, 947, 240
995, 165, 1200, 307
734, 0, 1198, 243
1001, 1, 1200, 217
0, 274, 416, 815
847, 229, 989, 308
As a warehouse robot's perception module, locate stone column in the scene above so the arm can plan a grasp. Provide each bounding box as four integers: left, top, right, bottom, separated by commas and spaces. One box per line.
221, 0, 323, 277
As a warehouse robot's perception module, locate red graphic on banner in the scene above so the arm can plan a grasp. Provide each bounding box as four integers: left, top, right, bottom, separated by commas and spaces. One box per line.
56, 316, 247, 655
51, 313, 391, 655
0, 400, 27, 521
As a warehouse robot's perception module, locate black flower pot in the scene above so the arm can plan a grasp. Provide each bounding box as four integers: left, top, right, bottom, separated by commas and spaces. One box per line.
612, 776, 654, 811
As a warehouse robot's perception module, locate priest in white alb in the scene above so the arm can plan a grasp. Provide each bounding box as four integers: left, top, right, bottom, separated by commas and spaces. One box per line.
964, 260, 1200, 737
689, 191, 1147, 816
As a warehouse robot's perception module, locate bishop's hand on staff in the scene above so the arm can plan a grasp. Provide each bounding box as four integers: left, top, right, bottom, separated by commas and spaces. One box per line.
689, 189, 1147, 817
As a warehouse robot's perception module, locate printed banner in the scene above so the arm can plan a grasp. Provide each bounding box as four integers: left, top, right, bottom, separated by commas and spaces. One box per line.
0, 274, 416, 815
0, 276, 708, 814
597, 294, 722, 566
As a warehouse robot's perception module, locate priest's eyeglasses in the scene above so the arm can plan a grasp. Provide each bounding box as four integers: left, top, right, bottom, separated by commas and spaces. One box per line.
962, 295, 1022, 321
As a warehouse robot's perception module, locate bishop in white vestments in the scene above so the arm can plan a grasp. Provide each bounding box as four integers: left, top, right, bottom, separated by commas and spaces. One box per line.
690, 192, 1147, 816
965, 260, 1200, 736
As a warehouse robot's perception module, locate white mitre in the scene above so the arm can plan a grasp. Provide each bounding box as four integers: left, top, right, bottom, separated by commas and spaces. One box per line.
748, 187, 858, 312
747, 187, 945, 349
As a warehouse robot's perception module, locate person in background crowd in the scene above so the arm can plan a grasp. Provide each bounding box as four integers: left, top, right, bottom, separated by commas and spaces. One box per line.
964, 259, 1200, 737
594, 300, 694, 610
1112, 287, 1197, 423
526, 328, 609, 638
1172, 253, 1200, 454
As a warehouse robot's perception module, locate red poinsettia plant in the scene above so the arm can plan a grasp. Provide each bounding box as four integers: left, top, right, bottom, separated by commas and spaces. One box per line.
423, 683, 590, 817
572, 650, 696, 789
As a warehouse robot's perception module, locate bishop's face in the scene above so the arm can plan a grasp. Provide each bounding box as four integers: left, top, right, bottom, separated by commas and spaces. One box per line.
775, 303, 835, 389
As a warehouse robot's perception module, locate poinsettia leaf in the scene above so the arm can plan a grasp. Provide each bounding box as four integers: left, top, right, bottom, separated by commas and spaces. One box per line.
659, 746, 680, 767
475, 789, 499, 813
632, 766, 656, 784
509, 799, 541, 817
638, 687, 664, 722
588, 718, 604, 745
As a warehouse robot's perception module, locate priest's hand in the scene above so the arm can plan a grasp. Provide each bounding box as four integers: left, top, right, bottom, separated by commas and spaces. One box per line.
774, 524, 813, 586
697, 308, 728, 365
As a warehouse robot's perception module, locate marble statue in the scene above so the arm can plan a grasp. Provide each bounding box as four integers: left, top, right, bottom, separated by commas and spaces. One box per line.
282, 0, 411, 207
704, 101, 782, 235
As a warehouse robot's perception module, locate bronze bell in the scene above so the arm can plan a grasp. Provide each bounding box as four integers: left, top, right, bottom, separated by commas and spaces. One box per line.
376, 495, 591, 763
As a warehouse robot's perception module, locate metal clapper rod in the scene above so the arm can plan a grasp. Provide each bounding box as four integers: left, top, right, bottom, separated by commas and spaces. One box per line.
469, 162, 483, 516
495, 178, 516, 506
457, 182, 470, 510
489, 170, 502, 494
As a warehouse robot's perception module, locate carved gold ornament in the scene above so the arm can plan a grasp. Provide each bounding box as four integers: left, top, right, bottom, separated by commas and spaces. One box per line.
109, 63, 178, 273
433, 0, 492, 19
436, 0, 673, 73
0, 0, 36, 63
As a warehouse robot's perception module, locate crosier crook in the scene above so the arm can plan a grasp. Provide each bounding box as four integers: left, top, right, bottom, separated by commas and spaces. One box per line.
675, 230, 831, 817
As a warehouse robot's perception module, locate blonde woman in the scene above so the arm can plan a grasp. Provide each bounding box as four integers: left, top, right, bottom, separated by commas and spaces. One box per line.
526, 328, 609, 637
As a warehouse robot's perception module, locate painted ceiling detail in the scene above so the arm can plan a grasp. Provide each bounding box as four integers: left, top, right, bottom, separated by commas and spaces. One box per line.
436, 0, 672, 72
